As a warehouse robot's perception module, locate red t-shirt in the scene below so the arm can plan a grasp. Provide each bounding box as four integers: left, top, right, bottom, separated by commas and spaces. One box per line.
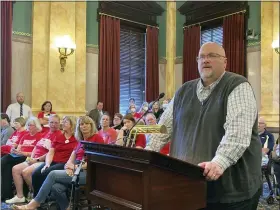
134, 134, 146, 148
1, 130, 28, 155
98, 128, 117, 144
160, 142, 170, 155
75, 134, 104, 161
37, 111, 56, 134
133, 112, 142, 120
37, 111, 56, 119
32, 130, 61, 158
5, 130, 28, 146
18, 132, 42, 153
52, 134, 78, 163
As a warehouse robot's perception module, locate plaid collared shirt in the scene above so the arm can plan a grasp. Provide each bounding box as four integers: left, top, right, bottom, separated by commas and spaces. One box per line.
145, 72, 258, 172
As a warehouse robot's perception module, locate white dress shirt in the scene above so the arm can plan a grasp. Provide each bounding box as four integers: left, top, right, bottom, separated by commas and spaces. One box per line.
6, 102, 32, 126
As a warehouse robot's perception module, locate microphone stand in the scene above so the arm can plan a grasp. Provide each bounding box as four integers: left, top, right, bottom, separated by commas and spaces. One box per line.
123, 93, 165, 147
69, 157, 85, 210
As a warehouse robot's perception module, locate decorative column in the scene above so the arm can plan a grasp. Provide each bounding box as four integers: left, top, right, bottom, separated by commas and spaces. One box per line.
32, 2, 86, 117
165, 1, 176, 99
260, 2, 279, 127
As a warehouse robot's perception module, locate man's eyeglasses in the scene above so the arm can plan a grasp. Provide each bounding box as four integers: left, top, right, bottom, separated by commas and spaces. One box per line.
196, 53, 226, 61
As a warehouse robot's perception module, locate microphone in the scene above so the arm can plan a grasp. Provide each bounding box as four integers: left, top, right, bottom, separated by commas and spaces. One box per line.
71, 158, 85, 184
123, 93, 165, 146
158, 92, 165, 99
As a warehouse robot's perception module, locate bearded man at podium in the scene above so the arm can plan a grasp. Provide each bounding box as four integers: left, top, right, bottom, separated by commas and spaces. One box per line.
145, 42, 262, 210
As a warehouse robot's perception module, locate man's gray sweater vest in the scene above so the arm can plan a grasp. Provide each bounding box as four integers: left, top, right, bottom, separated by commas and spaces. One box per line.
171, 72, 262, 203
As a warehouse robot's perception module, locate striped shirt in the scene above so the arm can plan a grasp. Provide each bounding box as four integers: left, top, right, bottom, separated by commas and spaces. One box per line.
145, 72, 258, 172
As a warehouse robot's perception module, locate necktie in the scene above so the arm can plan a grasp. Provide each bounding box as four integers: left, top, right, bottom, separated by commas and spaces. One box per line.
20, 104, 23, 117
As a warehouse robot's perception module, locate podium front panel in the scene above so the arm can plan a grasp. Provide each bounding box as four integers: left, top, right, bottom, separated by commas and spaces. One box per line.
84, 142, 206, 210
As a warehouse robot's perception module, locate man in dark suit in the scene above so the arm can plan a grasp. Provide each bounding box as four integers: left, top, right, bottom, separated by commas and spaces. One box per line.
88, 101, 104, 129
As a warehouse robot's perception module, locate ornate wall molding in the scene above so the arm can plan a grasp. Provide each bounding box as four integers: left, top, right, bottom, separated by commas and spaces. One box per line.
175, 57, 183, 64
12, 34, 32, 44
98, 1, 164, 27
247, 44, 260, 53
178, 1, 248, 27
12, 31, 32, 37
159, 57, 167, 64
86, 45, 99, 54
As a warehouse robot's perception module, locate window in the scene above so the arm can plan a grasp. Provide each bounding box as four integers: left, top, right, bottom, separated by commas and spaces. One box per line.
201, 26, 223, 46
119, 26, 146, 115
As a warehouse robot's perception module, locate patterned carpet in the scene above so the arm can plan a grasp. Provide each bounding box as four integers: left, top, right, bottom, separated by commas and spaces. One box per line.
2, 181, 279, 209
257, 181, 279, 210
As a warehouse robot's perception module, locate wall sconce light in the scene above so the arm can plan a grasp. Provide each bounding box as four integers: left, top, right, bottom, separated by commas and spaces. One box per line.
54, 35, 76, 72
272, 39, 279, 54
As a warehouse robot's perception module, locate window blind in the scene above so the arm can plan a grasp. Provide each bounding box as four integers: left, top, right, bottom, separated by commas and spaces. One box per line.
119, 26, 146, 115
201, 26, 223, 46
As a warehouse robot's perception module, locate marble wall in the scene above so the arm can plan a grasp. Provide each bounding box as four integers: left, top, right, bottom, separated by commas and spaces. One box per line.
247, 46, 261, 111
11, 35, 32, 106
32, 2, 86, 117
11, 38, 99, 115
260, 2, 279, 127
12, 39, 263, 115
86, 47, 99, 113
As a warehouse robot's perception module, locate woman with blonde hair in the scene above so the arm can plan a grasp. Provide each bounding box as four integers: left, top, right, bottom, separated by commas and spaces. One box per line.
31, 115, 78, 197
13, 116, 104, 210
1, 117, 42, 200
152, 101, 164, 121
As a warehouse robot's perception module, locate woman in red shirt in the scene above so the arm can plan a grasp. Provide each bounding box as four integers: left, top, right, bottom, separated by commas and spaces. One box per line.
98, 113, 117, 144
116, 114, 146, 149
31, 115, 78, 197
128, 104, 141, 120
6, 115, 62, 204
37, 101, 56, 135
13, 116, 104, 210
1, 117, 27, 156
1, 117, 42, 200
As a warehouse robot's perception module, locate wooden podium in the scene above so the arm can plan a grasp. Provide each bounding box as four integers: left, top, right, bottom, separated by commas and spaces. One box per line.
83, 142, 207, 210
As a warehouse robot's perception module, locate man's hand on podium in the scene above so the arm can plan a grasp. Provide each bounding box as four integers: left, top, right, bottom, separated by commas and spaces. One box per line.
198, 161, 223, 181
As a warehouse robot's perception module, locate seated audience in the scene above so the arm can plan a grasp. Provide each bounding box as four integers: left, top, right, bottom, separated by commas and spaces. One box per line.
144, 113, 157, 145
271, 138, 280, 193
162, 99, 170, 111
98, 113, 117, 144
126, 97, 136, 114
1, 117, 42, 200
138, 102, 149, 116
1, 113, 15, 145
32, 115, 77, 197
115, 114, 146, 149
112, 113, 123, 131
152, 101, 164, 121
5, 115, 61, 204
128, 104, 141, 120
1, 117, 27, 156
88, 101, 104, 129
259, 117, 274, 156
6, 92, 32, 127
37, 101, 56, 135
13, 116, 104, 210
